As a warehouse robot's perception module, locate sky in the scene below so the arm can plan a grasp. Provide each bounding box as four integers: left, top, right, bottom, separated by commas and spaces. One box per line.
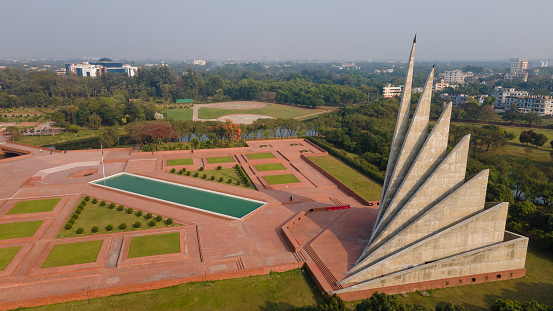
1, 0, 552, 61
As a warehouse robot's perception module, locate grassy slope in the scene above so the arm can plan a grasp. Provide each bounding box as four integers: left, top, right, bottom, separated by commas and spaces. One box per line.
309, 155, 383, 202
170, 167, 256, 190
264, 174, 300, 185
255, 163, 287, 171
16, 129, 100, 146
247, 152, 276, 160
128, 232, 180, 258
7, 198, 60, 215
60, 202, 176, 238
24, 269, 322, 311
198, 103, 322, 119
167, 158, 194, 166
163, 108, 193, 121
0, 221, 44, 240
0, 246, 21, 270
41, 240, 103, 268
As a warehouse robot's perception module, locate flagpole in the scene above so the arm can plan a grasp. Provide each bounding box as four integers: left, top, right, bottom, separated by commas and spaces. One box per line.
101, 145, 105, 178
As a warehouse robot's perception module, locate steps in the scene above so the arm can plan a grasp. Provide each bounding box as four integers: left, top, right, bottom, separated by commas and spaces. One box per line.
304, 245, 343, 291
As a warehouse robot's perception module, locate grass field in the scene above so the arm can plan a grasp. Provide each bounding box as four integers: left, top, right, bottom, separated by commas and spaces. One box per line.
309, 155, 383, 202
127, 232, 180, 258
167, 158, 193, 166
16, 129, 100, 146
247, 152, 276, 160
41, 240, 103, 268
171, 167, 257, 190
0, 246, 21, 270
198, 103, 323, 120
163, 108, 193, 121
60, 202, 176, 238
255, 163, 287, 171
0, 220, 44, 240
25, 269, 321, 311
264, 174, 300, 185
206, 156, 236, 164
7, 198, 60, 215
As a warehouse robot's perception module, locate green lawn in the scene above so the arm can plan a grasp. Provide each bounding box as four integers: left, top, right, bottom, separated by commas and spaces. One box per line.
309, 155, 383, 202
0, 220, 44, 240
59, 201, 177, 238
170, 167, 257, 190
167, 158, 194, 166
163, 108, 193, 121
198, 103, 323, 120
0, 246, 21, 270
264, 174, 300, 185
127, 232, 180, 258
207, 156, 236, 164
41, 240, 103, 268
16, 129, 100, 146
247, 152, 276, 160
22, 269, 321, 311
7, 198, 61, 215
255, 163, 287, 171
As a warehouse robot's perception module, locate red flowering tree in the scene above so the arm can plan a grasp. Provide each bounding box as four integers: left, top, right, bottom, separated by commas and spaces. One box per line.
210, 119, 241, 141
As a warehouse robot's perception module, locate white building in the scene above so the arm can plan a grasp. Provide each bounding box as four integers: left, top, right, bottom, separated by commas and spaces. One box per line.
66, 62, 101, 77
441, 69, 466, 84
508, 96, 553, 116
193, 60, 206, 66
510, 58, 528, 74
382, 84, 403, 98
491, 86, 529, 109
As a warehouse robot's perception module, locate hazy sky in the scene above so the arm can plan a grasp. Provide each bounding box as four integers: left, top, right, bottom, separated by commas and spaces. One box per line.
2, 0, 552, 61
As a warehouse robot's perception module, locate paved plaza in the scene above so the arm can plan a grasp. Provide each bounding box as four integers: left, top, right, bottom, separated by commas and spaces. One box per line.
0, 138, 380, 309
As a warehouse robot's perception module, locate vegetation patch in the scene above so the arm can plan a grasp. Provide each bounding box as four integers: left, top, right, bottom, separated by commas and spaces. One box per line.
198, 103, 322, 120
309, 155, 383, 202
255, 163, 287, 172
167, 158, 193, 166
162, 108, 193, 121
128, 232, 180, 258
16, 129, 100, 147
264, 174, 300, 185
0, 220, 44, 240
0, 246, 21, 270
41, 240, 103, 268
59, 200, 178, 238
247, 152, 275, 160
170, 167, 256, 190
7, 198, 60, 215
207, 156, 235, 164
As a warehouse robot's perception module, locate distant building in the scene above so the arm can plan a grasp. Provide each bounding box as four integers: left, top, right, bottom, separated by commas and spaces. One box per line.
440, 69, 467, 84
441, 93, 487, 106
193, 60, 206, 66
491, 86, 529, 109
508, 96, 553, 116
510, 58, 528, 74
65, 58, 139, 77
382, 84, 403, 98
341, 62, 355, 68
433, 78, 457, 91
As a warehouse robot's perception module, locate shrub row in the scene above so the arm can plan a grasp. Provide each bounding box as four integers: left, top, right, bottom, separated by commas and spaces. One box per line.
235, 164, 251, 187
306, 136, 385, 184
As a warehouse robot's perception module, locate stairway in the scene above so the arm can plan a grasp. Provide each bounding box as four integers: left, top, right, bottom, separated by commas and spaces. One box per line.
304, 245, 343, 291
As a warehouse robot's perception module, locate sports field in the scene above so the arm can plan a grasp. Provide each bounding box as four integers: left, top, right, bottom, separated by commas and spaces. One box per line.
163, 108, 193, 121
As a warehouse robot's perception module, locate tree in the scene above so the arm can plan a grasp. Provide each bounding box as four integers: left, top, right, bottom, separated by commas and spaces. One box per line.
519, 130, 533, 146
355, 292, 427, 311
523, 112, 542, 126
5, 126, 21, 140
88, 113, 102, 129
99, 127, 117, 148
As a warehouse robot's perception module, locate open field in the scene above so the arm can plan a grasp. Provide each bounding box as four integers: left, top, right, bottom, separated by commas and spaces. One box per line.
206, 156, 235, 164
7, 198, 60, 215
171, 167, 256, 190
41, 240, 103, 268
167, 158, 193, 166
16, 129, 100, 146
309, 155, 383, 202
127, 232, 180, 258
60, 202, 176, 238
198, 103, 323, 120
264, 174, 300, 185
255, 163, 286, 171
23, 269, 322, 311
0, 247, 21, 270
163, 108, 193, 121
0, 220, 44, 240
247, 152, 276, 160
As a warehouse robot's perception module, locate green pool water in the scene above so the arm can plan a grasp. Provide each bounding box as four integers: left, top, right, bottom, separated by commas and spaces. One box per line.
91, 173, 264, 219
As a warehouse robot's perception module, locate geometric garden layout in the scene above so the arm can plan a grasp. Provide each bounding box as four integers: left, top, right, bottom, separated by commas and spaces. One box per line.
0, 112, 526, 310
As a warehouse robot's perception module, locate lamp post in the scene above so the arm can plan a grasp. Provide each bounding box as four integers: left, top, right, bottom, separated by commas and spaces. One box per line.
117, 128, 120, 147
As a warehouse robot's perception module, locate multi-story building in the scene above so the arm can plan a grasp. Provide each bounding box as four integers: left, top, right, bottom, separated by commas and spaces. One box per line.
193, 59, 206, 66
65, 58, 139, 77
440, 93, 487, 106
491, 86, 529, 109
508, 96, 553, 116
510, 58, 528, 74
382, 84, 403, 98
440, 69, 466, 84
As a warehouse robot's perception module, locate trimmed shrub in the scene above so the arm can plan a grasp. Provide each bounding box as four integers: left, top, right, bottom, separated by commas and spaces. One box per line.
119, 223, 127, 230
217, 165, 222, 170
92, 198, 98, 204
65, 223, 72, 230
91, 226, 99, 233
199, 166, 204, 171
75, 208, 82, 214
171, 168, 176, 173
194, 172, 199, 177
186, 171, 191, 176
78, 204, 85, 210
109, 203, 115, 209
100, 200, 106, 206
178, 169, 183, 174
167, 218, 174, 225
211, 175, 215, 180
145, 213, 152, 219
236, 180, 241, 185
68, 218, 75, 224
156, 215, 163, 222
106, 224, 113, 231
85, 196, 90, 201
136, 210, 143, 217
134, 221, 141, 228
72, 213, 79, 220
227, 178, 232, 184
235, 164, 240, 169
245, 181, 250, 187
149, 220, 156, 227
219, 177, 224, 182
182, 168, 187, 173
81, 200, 87, 206
202, 174, 207, 179
76, 227, 84, 234
117, 205, 124, 211
126, 208, 133, 214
